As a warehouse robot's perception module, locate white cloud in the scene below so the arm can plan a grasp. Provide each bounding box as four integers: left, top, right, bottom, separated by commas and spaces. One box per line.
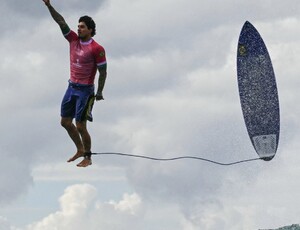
25, 184, 147, 230
108, 193, 141, 215
26, 184, 97, 230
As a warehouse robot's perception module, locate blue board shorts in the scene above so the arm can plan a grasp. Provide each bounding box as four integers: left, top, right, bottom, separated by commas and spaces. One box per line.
61, 81, 95, 122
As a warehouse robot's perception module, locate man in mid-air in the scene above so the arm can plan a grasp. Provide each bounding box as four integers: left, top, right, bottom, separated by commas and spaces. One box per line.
42, 0, 107, 167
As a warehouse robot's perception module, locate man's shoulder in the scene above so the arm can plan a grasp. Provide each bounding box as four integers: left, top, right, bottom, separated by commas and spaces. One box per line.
90, 39, 106, 63
91, 39, 105, 51
65, 30, 78, 42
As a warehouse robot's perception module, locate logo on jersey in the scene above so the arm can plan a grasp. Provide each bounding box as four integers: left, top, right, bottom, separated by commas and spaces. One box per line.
99, 52, 105, 57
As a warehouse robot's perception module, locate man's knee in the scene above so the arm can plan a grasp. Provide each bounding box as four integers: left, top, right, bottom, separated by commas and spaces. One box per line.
76, 121, 87, 134
61, 117, 73, 129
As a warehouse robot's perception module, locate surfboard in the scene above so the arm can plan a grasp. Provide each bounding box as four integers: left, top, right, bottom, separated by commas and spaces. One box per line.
237, 21, 280, 161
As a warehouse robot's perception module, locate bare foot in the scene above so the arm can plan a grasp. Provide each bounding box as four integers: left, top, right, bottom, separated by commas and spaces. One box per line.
67, 150, 85, 162
77, 157, 92, 167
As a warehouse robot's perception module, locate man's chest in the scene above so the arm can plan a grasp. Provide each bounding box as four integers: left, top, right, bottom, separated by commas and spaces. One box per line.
70, 43, 95, 63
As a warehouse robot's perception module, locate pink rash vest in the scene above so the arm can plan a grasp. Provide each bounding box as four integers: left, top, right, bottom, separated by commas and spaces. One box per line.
64, 30, 107, 85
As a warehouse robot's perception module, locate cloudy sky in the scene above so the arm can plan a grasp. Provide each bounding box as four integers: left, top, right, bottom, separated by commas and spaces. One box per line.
0, 0, 300, 229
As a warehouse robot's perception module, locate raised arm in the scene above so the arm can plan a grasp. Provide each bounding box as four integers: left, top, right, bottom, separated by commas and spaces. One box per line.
42, 0, 70, 34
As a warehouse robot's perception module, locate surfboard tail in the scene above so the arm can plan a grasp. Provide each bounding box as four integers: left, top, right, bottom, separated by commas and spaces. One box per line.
252, 134, 277, 161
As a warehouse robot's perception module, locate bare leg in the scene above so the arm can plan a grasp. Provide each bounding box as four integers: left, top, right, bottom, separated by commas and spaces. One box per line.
61, 117, 85, 162
75, 121, 92, 167
76, 121, 91, 152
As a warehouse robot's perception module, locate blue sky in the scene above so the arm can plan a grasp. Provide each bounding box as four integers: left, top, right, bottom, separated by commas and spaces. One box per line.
0, 0, 300, 229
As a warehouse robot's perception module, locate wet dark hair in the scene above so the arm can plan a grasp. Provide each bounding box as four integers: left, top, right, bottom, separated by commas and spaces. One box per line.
79, 15, 96, 37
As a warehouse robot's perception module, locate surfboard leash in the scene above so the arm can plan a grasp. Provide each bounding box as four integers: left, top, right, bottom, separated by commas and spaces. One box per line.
91, 152, 262, 166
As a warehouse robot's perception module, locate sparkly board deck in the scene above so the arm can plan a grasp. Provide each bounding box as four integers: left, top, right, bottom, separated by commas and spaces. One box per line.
237, 21, 280, 160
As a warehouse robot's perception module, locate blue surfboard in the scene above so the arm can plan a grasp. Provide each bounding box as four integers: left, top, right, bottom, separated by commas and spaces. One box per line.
237, 21, 280, 161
